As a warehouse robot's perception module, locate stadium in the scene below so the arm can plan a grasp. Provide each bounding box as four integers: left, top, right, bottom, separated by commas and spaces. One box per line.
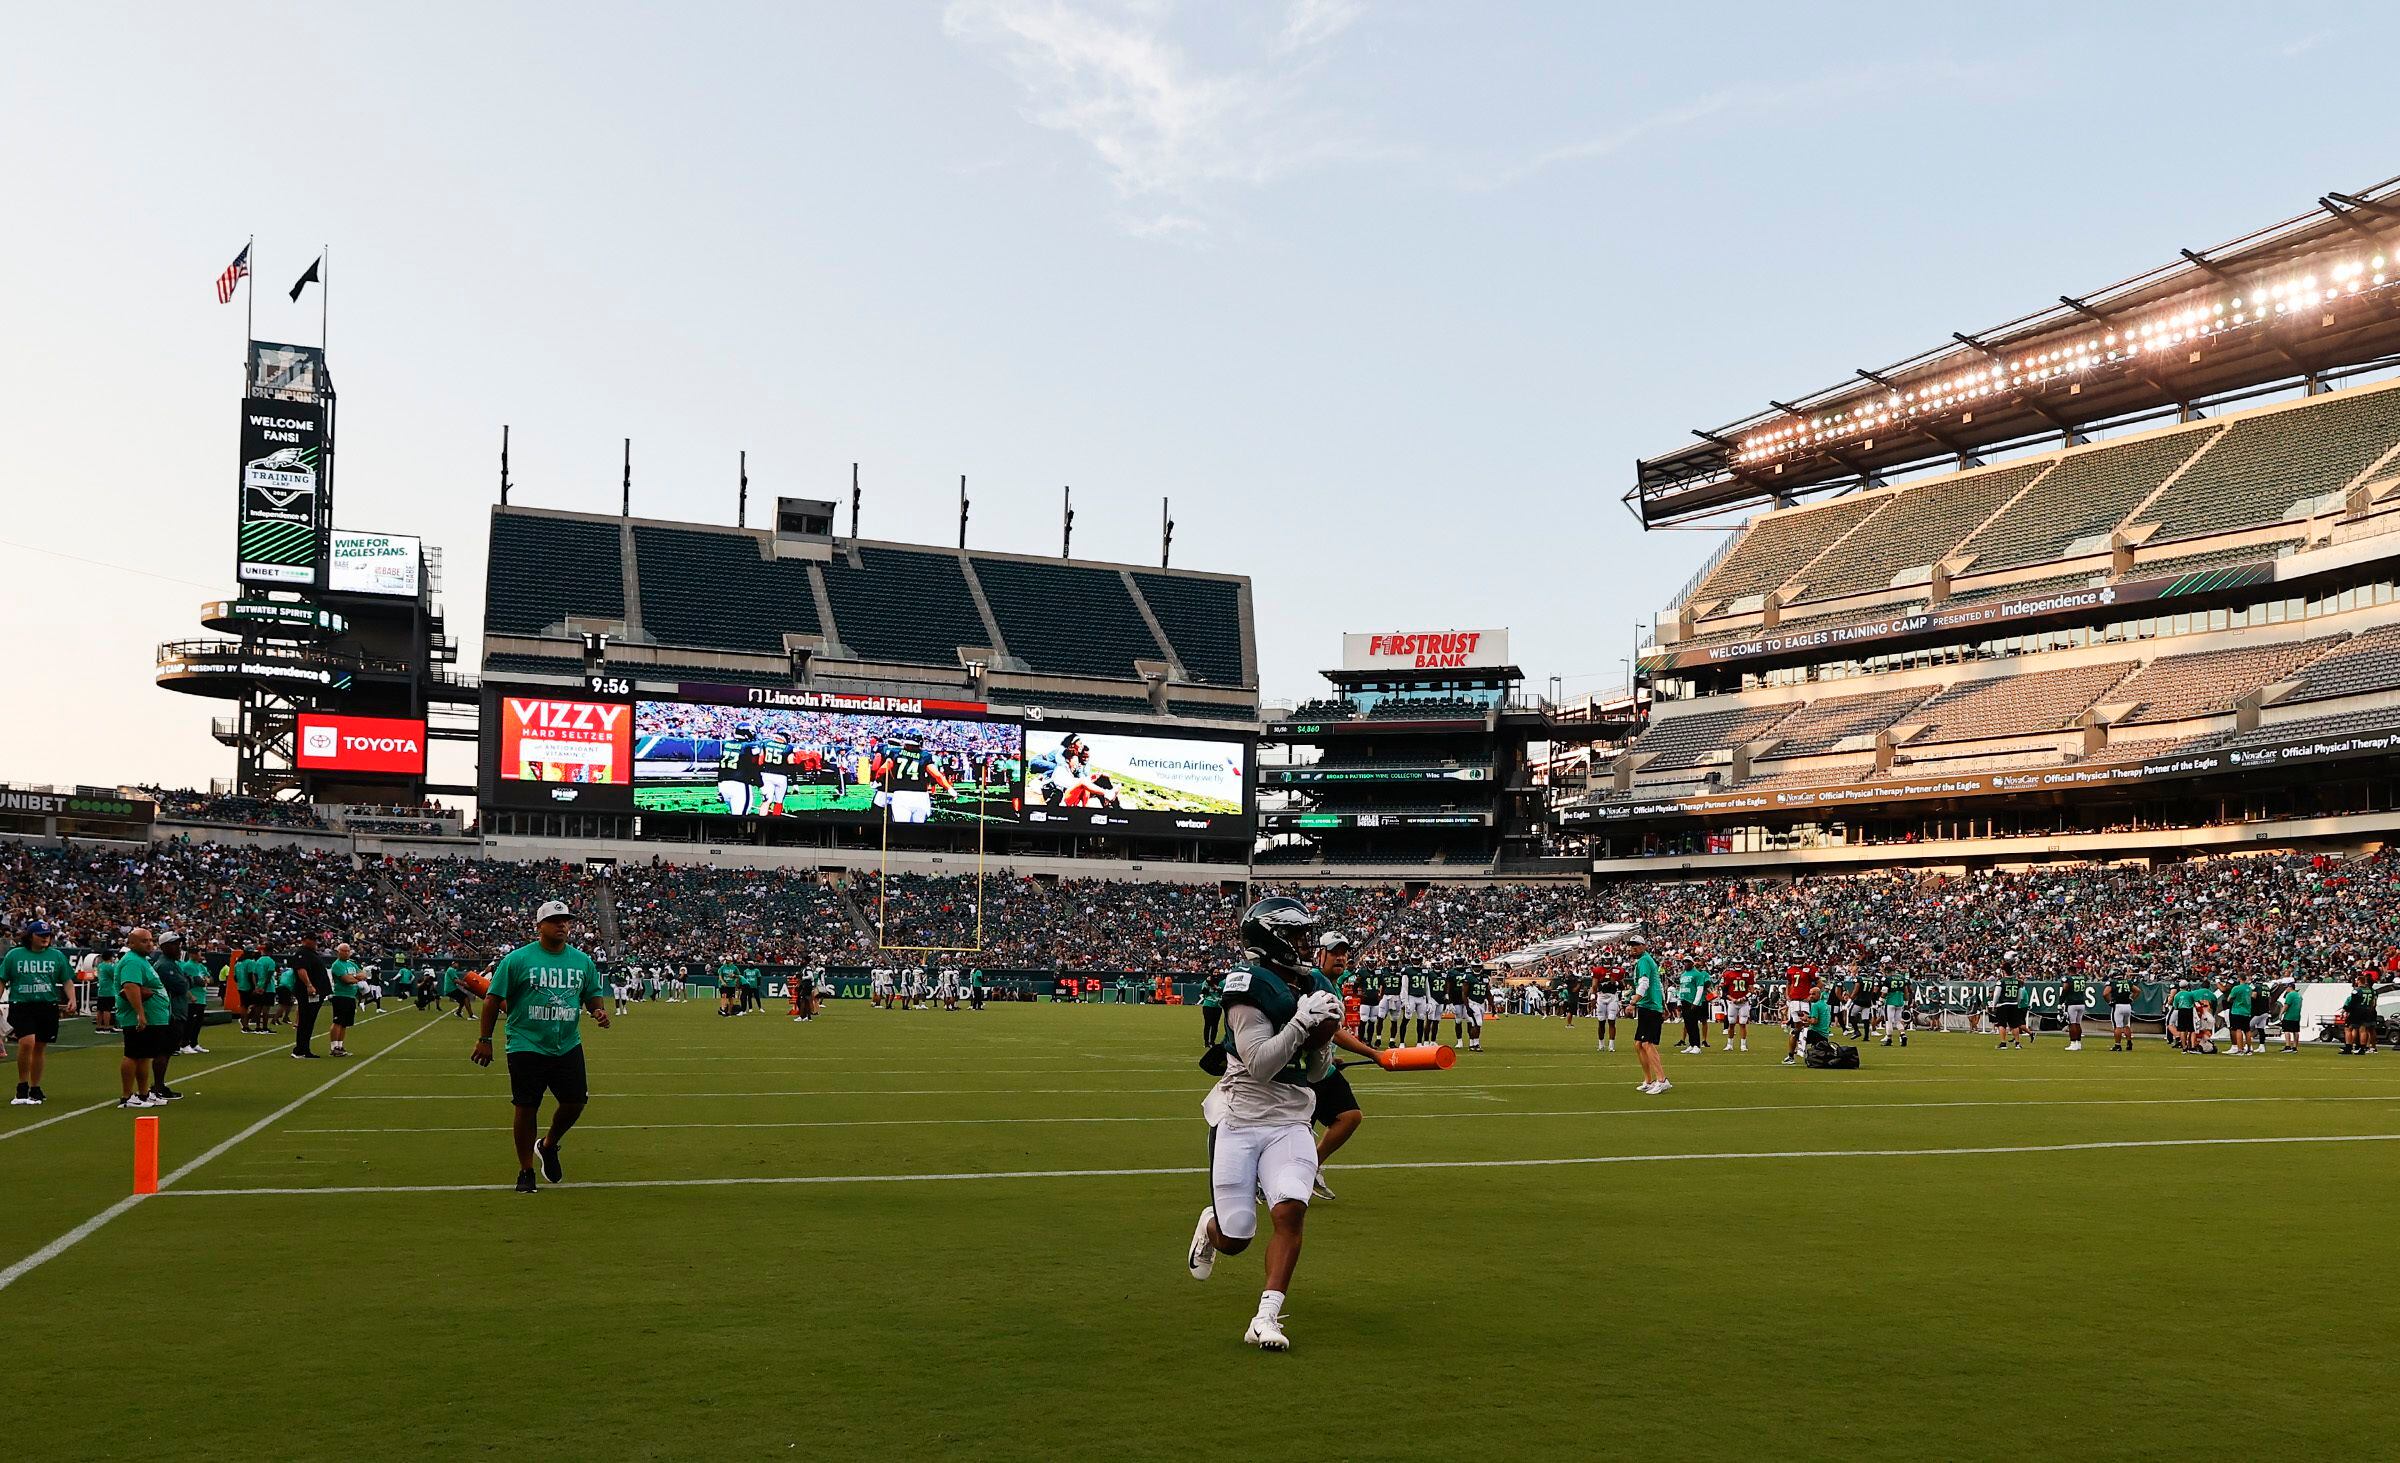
12, 35, 2400, 1460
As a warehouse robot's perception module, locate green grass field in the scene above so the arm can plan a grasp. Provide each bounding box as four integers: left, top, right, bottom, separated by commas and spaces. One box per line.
6, 1002, 2397, 1461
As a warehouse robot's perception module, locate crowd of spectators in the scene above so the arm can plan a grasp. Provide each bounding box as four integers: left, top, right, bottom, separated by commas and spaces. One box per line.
8, 833, 2400, 990
141, 787, 330, 830
0, 837, 409, 954
610, 861, 867, 964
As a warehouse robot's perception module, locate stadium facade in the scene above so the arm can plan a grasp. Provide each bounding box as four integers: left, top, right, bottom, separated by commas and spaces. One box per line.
1579, 179, 2400, 874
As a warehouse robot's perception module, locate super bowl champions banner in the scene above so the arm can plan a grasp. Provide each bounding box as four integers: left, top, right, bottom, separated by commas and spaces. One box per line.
237, 396, 324, 587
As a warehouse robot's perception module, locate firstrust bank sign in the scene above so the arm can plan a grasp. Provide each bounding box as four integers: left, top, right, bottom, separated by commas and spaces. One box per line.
1341, 628, 1511, 672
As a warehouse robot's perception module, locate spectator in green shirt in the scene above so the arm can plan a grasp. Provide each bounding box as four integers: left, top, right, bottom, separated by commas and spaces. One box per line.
114, 929, 173, 1108
1627, 934, 1670, 1096
472, 900, 611, 1195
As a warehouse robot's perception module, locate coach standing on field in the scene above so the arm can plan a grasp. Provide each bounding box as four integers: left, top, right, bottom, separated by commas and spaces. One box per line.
290, 933, 330, 1059
472, 900, 610, 1194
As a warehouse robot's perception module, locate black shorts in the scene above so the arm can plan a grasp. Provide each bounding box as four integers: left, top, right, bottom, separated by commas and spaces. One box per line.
1996, 1005, 2026, 1028
331, 998, 358, 1025
1310, 1069, 1361, 1126
8, 1002, 61, 1044
122, 1023, 173, 1059
1635, 1007, 1666, 1045
506, 1046, 589, 1108
2175, 1010, 2196, 1032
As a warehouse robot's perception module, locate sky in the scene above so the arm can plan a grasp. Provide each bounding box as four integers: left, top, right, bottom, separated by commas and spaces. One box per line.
4, 0, 2398, 794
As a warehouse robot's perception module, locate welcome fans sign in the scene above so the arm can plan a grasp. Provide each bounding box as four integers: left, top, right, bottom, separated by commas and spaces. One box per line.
236, 397, 324, 587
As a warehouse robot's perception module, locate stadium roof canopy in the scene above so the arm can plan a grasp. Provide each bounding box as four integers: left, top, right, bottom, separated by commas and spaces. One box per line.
1632, 174, 2400, 527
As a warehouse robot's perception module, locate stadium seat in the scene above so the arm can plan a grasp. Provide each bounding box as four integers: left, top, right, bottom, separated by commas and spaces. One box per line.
2108, 636, 2345, 725
1955, 428, 2215, 572
2133, 386, 2400, 543
1904, 660, 2138, 744
1755, 685, 1937, 759
1688, 496, 1883, 605
486, 512, 624, 634
2282, 623, 2400, 705
1131, 572, 1247, 685
819, 547, 992, 667
1629, 701, 1801, 772
973, 558, 1163, 679
633, 526, 820, 653
1788, 463, 2046, 603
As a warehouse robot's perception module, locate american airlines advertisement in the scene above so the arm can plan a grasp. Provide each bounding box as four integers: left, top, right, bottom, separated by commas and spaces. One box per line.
1022, 727, 1250, 838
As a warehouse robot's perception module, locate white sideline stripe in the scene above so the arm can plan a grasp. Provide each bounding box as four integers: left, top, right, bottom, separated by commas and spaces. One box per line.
146, 1130, 2400, 1198
0, 1010, 397, 1144
285, 1091, 2400, 1135
332, 1071, 2400, 1101
0, 1014, 442, 1294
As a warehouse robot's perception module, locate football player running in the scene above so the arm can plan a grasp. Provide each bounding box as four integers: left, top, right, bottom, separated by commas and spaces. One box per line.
1187, 897, 1343, 1352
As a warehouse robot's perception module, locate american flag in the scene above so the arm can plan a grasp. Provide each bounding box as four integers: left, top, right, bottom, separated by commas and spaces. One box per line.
215, 243, 250, 305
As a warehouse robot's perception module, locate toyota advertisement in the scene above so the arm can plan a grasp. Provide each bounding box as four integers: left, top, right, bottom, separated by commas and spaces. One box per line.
491, 693, 634, 808
1022, 727, 1251, 838
296, 714, 426, 775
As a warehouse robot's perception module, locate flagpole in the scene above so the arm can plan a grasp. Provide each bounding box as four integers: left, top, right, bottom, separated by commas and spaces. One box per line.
320, 244, 329, 353
243, 233, 255, 373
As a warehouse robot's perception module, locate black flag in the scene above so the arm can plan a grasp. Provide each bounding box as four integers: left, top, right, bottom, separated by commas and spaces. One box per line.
289, 255, 322, 302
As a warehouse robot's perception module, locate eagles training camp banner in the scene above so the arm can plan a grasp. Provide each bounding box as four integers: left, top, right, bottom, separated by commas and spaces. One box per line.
237, 397, 324, 587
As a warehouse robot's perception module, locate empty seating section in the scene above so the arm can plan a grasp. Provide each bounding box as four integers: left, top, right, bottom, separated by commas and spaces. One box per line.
481, 654, 583, 678
819, 548, 989, 666
2136, 387, 2400, 542
1633, 702, 1798, 771
2109, 636, 2341, 725
1167, 700, 1259, 722
1940, 569, 2104, 607
2234, 703, 2400, 746
2128, 537, 2300, 583
974, 558, 1162, 678
1691, 498, 1882, 604
633, 526, 818, 652
1958, 429, 2214, 571
1904, 660, 2135, 744
1132, 572, 1247, 685
1791, 464, 2045, 602
1011, 689, 1154, 716
1759, 685, 1936, 758
2285, 623, 2400, 704
486, 513, 622, 633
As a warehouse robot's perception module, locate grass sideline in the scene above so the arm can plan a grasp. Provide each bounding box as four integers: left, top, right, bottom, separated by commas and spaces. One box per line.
5, 1001, 2397, 1461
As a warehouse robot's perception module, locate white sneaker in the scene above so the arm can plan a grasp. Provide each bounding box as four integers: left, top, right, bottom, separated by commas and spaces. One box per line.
1634, 1079, 1653, 1090
2066, 1041, 2081, 1051
1312, 1174, 1337, 1201
1739, 1041, 1748, 1051
1187, 1208, 1217, 1281
1651, 1080, 1672, 1094
192, 1045, 209, 1053
1244, 1313, 1290, 1351
1637, 1081, 1659, 1094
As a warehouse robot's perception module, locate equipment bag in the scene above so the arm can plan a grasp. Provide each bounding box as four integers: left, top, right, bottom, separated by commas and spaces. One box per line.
1804, 1040, 1861, 1070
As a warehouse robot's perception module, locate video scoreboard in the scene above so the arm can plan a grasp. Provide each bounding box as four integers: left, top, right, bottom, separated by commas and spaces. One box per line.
482, 678, 1254, 838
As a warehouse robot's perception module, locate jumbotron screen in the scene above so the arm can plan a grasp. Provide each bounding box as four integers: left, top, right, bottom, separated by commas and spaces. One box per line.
1021, 726, 1250, 837
631, 700, 1022, 824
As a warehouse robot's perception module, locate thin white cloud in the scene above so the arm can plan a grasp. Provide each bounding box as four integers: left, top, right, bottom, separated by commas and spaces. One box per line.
943, 0, 1368, 239
1486, 62, 2003, 190
2280, 29, 2332, 58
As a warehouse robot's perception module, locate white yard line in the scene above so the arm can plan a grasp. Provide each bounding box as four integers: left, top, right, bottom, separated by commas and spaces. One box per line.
0, 1014, 441, 1294
285, 1090, 2400, 1135
0, 1010, 398, 1144
149, 1129, 2400, 1199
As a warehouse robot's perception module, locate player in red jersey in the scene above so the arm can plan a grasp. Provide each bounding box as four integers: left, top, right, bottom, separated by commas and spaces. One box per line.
1719, 965, 1756, 1053
1781, 963, 1819, 1067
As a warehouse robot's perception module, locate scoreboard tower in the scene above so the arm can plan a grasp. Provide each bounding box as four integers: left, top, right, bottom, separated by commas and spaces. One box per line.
157, 341, 469, 803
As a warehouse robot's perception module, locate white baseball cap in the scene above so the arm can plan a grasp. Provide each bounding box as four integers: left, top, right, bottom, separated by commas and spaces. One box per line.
535, 900, 574, 924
